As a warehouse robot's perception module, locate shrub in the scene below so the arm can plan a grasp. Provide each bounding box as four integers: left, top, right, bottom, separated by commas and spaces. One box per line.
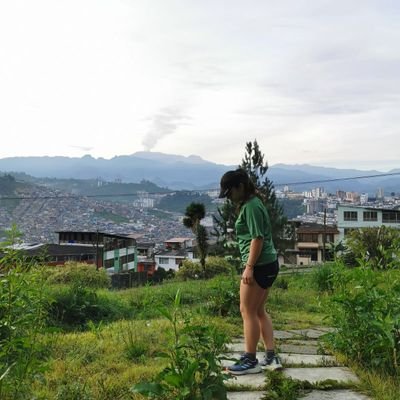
0, 228, 52, 399
325, 265, 400, 376
205, 256, 235, 278
131, 290, 230, 400
274, 276, 289, 290
311, 263, 335, 292
47, 284, 131, 328
46, 262, 111, 289
176, 257, 234, 280
207, 274, 240, 317
344, 227, 400, 270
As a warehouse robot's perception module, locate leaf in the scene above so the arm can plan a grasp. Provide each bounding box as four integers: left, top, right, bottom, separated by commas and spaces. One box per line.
158, 306, 173, 322
183, 360, 199, 381
164, 372, 184, 387
130, 382, 164, 396
175, 289, 182, 307
0, 364, 14, 381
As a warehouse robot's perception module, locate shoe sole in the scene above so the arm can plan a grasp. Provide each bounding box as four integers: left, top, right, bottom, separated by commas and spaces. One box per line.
228, 366, 262, 375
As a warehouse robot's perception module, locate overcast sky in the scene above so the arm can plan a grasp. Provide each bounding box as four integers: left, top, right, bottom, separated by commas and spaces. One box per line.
1, 0, 399, 171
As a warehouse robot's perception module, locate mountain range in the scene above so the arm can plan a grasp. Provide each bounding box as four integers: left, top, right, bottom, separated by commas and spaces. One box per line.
0, 152, 399, 195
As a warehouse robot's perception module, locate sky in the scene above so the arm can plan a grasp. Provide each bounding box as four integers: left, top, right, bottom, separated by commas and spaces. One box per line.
1, 0, 400, 171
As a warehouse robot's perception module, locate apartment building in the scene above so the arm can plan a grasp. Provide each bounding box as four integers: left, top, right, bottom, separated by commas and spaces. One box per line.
337, 205, 400, 241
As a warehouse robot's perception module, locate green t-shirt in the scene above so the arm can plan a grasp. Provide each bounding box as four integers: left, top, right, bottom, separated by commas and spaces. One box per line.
235, 196, 277, 266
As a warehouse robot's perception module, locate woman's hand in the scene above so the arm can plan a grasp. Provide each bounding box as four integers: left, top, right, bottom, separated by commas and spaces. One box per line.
241, 265, 254, 285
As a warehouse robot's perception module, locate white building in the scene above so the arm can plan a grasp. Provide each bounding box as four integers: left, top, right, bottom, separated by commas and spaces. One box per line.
360, 193, 369, 205
337, 205, 400, 241
154, 237, 195, 271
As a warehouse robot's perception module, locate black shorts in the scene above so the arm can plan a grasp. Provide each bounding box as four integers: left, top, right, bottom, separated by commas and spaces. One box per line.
253, 259, 279, 289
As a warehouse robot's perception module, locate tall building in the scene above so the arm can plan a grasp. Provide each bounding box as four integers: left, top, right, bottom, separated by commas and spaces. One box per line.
360, 193, 369, 205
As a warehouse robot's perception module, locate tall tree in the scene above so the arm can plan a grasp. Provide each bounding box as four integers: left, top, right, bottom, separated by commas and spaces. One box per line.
183, 202, 209, 276
240, 140, 287, 253
213, 140, 288, 255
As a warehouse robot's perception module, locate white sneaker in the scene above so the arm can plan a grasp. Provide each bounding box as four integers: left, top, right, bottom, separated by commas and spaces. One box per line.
260, 355, 283, 371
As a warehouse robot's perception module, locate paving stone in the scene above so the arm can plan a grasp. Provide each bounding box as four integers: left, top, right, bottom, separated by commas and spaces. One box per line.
221, 352, 337, 368
283, 367, 360, 384
225, 373, 266, 389
301, 390, 371, 400
228, 341, 323, 355
227, 342, 247, 352
277, 339, 320, 347
274, 330, 299, 339
288, 329, 328, 339
278, 343, 320, 355
280, 353, 337, 366
313, 327, 336, 333
227, 392, 265, 400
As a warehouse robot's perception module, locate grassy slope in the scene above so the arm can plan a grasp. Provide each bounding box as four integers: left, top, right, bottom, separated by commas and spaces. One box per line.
30, 271, 400, 400
31, 273, 325, 399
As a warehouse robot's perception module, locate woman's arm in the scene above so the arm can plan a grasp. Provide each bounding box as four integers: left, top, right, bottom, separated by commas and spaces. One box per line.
246, 237, 264, 268
241, 237, 264, 285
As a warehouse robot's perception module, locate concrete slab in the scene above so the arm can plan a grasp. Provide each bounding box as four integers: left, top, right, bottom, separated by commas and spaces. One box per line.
227, 342, 247, 352
274, 330, 299, 339
228, 338, 321, 352
284, 367, 360, 384
288, 329, 328, 339
221, 352, 337, 368
227, 392, 265, 400
278, 339, 319, 346
278, 343, 320, 355
313, 327, 336, 333
301, 390, 371, 400
280, 353, 337, 366
225, 373, 266, 389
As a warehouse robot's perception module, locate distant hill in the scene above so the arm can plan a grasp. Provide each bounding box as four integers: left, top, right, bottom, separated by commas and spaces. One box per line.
36, 177, 172, 198
0, 153, 231, 190
0, 153, 399, 194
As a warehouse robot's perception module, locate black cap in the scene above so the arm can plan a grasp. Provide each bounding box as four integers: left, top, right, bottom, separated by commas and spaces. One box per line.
218, 169, 247, 198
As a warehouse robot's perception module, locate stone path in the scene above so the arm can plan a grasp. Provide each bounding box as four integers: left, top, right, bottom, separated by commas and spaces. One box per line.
224, 327, 371, 400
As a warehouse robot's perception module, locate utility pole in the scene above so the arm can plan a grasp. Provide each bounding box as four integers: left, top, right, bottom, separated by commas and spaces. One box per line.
95, 229, 99, 270
322, 208, 327, 263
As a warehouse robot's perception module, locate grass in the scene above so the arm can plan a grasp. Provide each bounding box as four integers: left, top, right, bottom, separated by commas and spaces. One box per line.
8, 265, 399, 399
33, 314, 239, 399
23, 272, 326, 399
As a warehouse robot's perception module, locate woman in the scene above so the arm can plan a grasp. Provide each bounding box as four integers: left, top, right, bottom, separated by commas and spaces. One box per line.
219, 168, 282, 375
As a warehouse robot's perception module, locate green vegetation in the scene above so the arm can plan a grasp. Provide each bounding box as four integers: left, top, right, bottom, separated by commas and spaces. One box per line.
176, 257, 234, 281
146, 208, 174, 220
1, 225, 400, 399
279, 198, 306, 219
158, 192, 215, 213
38, 178, 171, 199
183, 202, 208, 274
213, 140, 288, 255
93, 210, 129, 223
132, 290, 230, 399
343, 226, 400, 269
0, 174, 25, 212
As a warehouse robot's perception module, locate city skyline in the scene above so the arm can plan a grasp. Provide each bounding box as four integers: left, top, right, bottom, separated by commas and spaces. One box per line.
1, 1, 400, 171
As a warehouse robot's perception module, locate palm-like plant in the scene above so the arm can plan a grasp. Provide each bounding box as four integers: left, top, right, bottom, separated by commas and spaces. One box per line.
183, 203, 208, 277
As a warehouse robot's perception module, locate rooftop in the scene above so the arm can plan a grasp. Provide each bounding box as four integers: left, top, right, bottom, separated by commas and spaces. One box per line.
165, 237, 192, 243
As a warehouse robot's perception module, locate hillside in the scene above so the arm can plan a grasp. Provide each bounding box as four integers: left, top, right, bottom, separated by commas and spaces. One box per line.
1, 153, 399, 194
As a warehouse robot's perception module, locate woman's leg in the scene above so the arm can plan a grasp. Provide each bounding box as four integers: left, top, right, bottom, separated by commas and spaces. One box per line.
240, 281, 267, 353
256, 288, 275, 351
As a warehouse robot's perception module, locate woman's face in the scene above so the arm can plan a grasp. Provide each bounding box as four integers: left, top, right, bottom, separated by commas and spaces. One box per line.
226, 183, 245, 204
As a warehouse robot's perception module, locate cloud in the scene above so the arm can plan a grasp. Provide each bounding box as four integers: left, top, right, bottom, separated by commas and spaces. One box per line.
1, 0, 400, 170
69, 145, 94, 152
142, 107, 191, 151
